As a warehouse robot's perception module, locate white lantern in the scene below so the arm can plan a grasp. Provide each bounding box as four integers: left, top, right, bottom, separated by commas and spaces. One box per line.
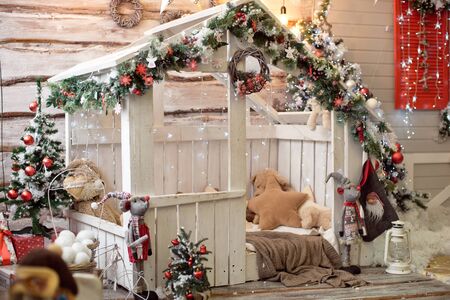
384, 220, 412, 274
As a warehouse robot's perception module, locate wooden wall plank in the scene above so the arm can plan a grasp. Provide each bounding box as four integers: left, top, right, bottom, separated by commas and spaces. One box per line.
143, 208, 157, 290
163, 142, 178, 194
301, 141, 315, 191
277, 140, 291, 181
207, 141, 221, 190
289, 140, 302, 191
268, 139, 278, 170
153, 143, 164, 195
155, 206, 177, 287
177, 142, 193, 193
197, 201, 215, 285
178, 203, 197, 240
314, 142, 328, 206
193, 141, 208, 192
214, 199, 229, 286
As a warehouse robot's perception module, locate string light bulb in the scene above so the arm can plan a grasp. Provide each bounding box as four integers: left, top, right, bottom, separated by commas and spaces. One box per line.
280, 0, 288, 26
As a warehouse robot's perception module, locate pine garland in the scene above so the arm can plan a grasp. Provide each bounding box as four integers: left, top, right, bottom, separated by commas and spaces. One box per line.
46, 1, 427, 210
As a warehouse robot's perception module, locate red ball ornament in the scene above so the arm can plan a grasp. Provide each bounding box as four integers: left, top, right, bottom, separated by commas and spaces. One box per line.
7, 189, 19, 200
392, 151, 404, 164
194, 270, 203, 280
186, 293, 194, 300
25, 166, 36, 176
171, 239, 179, 246
337, 187, 344, 195
199, 244, 207, 255
29, 101, 38, 112
360, 87, 370, 97
21, 190, 32, 202
23, 135, 34, 145
188, 257, 193, 267
395, 143, 402, 151
391, 176, 399, 184
12, 164, 20, 172
42, 157, 53, 168
164, 271, 172, 280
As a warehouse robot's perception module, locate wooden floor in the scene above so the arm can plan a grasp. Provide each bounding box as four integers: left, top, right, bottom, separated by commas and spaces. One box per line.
211, 268, 450, 300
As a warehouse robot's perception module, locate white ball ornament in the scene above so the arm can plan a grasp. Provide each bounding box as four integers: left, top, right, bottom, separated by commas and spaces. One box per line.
90, 202, 99, 210
72, 242, 91, 256
366, 98, 379, 110
59, 230, 76, 242
62, 247, 76, 264
55, 235, 74, 248
345, 79, 356, 89
74, 252, 90, 265
76, 229, 96, 242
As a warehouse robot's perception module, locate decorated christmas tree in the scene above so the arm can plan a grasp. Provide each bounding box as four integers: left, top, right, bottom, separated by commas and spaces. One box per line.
0, 80, 72, 234
164, 227, 211, 300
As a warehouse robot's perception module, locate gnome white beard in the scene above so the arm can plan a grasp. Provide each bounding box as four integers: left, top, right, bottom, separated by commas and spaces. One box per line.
366, 200, 384, 223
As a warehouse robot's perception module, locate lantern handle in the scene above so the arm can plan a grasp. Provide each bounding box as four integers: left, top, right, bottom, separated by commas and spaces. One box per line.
384, 229, 392, 265
406, 228, 412, 265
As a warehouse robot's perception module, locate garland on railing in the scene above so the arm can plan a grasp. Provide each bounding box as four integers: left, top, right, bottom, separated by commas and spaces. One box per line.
46, 1, 427, 210
409, 0, 450, 12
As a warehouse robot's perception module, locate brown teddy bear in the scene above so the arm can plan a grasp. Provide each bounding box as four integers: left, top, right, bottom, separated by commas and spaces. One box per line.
63, 159, 121, 225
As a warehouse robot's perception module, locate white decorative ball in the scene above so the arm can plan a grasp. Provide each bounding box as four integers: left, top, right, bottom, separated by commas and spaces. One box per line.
345, 79, 356, 89
90, 202, 99, 210
74, 252, 90, 265
62, 247, 76, 264
59, 230, 76, 242
366, 98, 379, 110
55, 235, 74, 248
81, 239, 94, 247
76, 230, 96, 242
72, 242, 91, 256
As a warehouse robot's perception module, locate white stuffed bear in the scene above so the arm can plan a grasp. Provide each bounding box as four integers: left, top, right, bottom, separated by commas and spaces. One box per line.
306, 98, 331, 131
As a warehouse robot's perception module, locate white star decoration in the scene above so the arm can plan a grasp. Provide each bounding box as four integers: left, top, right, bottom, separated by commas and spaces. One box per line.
285, 47, 297, 60
435, 22, 441, 30
406, 8, 413, 16
114, 102, 122, 115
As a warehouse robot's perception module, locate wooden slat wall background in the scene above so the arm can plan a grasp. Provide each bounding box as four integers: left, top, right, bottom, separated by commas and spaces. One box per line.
326, 0, 450, 197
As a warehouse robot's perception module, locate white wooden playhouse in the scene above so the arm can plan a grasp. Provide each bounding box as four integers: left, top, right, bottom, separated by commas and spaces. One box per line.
49, 0, 376, 290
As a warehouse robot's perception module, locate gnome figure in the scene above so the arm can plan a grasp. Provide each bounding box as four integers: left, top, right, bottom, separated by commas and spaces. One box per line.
326, 172, 367, 266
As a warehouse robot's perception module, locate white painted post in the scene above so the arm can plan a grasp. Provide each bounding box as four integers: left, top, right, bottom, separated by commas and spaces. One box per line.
120, 90, 156, 289
227, 32, 246, 285
65, 113, 72, 166
331, 111, 345, 237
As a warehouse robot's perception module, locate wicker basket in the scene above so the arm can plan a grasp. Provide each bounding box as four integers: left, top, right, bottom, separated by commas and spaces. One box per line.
68, 239, 99, 273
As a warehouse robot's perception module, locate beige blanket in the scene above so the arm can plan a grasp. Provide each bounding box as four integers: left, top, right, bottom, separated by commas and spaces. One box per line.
246, 231, 366, 288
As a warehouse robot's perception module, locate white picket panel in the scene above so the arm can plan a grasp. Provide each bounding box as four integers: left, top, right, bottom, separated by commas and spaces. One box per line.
178, 142, 194, 193
207, 141, 221, 189
314, 142, 328, 205
268, 139, 278, 170
289, 140, 302, 191
143, 208, 157, 290
193, 141, 209, 192
155, 206, 178, 287
219, 140, 228, 191
277, 140, 291, 181
178, 203, 197, 239
214, 199, 230, 286
301, 141, 315, 190
164, 142, 179, 194
197, 201, 215, 285
153, 143, 165, 195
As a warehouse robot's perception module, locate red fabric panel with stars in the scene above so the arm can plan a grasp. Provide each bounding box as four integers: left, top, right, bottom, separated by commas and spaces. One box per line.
11, 235, 44, 261
394, 1, 448, 110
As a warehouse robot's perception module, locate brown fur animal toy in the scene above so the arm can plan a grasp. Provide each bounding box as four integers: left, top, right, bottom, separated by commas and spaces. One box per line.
247, 169, 308, 230
63, 159, 121, 225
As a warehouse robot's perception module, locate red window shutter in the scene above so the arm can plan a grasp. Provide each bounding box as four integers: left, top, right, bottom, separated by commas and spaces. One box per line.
394, 1, 449, 110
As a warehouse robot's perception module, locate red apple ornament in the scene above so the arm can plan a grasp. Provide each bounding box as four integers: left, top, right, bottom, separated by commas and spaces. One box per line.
42, 157, 53, 168
164, 271, 172, 280
29, 101, 38, 112
194, 270, 203, 280
186, 293, 194, 300
21, 190, 32, 202
392, 151, 404, 164
7, 189, 19, 200
25, 166, 36, 176
360, 87, 370, 97
199, 244, 207, 254
23, 135, 34, 145
171, 239, 179, 246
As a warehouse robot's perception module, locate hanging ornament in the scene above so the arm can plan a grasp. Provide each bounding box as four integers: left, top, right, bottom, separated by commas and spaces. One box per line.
356, 126, 364, 143
185, 293, 194, 300
7, 189, 19, 200
132, 88, 142, 96
188, 256, 193, 267
392, 151, 404, 164
360, 87, 370, 97
395, 143, 402, 151
21, 190, 33, 202
12, 163, 20, 172
199, 244, 207, 254
194, 270, 203, 279
337, 187, 344, 195
23, 135, 34, 145
42, 157, 54, 168
391, 176, 399, 184
29, 100, 38, 112
25, 166, 36, 176
171, 239, 179, 246
164, 271, 172, 280
365, 98, 379, 110
333, 97, 343, 107
345, 79, 356, 89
